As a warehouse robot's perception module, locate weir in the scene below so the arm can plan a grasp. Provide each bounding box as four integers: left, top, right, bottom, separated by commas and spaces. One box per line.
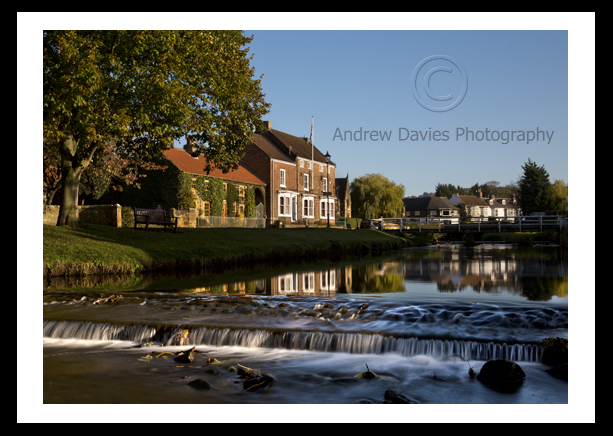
43, 320, 543, 363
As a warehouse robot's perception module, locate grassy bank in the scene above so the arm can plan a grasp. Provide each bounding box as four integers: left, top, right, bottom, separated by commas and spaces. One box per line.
43, 224, 407, 277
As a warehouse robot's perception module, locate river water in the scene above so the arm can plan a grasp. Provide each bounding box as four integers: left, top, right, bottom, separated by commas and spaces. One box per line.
41, 244, 575, 418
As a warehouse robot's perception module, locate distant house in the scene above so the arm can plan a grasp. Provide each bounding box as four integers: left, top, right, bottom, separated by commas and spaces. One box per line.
402, 196, 459, 222
449, 193, 489, 220
240, 121, 337, 225
478, 189, 521, 219
335, 174, 351, 218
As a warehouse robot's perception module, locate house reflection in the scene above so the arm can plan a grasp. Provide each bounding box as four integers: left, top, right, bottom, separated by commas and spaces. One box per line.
183, 248, 566, 300
188, 267, 352, 297
399, 248, 567, 297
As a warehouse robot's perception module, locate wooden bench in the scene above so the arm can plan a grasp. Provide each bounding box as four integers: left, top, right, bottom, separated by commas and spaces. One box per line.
133, 208, 178, 232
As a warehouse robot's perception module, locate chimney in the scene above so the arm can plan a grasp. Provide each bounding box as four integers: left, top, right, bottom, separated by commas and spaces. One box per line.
184, 134, 198, 157
263, 121, 271, 130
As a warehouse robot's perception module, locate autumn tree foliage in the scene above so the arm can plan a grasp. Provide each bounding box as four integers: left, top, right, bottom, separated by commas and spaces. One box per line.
44, 30, 270, 226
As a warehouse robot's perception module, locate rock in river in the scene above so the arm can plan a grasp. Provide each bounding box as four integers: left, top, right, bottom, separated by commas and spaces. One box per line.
476, 359, 526, 392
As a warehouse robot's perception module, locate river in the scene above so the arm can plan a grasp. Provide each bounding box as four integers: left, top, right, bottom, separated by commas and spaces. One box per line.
40, 243, 577, 420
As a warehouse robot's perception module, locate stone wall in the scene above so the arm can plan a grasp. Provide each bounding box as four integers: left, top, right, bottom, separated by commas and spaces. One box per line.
43, 204, 123, 227
169, 208, 198, 228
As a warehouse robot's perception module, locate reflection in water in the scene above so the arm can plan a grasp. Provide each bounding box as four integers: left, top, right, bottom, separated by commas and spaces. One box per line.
43, 245, 567, 303
43, 245, 569, 405
135, 245, 567, 303
398, 245, 568, 301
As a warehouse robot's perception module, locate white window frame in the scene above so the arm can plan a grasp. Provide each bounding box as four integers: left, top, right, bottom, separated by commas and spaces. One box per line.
280, 169, 286, 187
302, 273, 315, 293
323, 177, 328, 193
303, 197, 314, 218
278, 273, 297, 293
304, 174, 309, 191
319, 164, 323, 172
320, 199, 335, 218
320, 269, 336, 291
300, 159, 304, 168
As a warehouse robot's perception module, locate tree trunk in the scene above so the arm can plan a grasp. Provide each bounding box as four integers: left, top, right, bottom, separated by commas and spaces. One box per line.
55, 134, 96, 227
56, 165, 83, 226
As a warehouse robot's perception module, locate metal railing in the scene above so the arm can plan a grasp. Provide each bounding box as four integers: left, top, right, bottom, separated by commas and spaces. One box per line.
376, 215, 568, 233
196, 216, 266, 228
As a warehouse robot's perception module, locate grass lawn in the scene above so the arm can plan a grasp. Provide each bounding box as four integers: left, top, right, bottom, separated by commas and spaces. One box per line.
43, 224, 406, 276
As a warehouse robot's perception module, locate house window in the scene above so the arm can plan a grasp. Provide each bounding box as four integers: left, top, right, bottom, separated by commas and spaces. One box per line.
204, 180, 209, 191
223, 183, 227, 192
415, 211, 420, 216
278, 273, 298, 293
303, 273, 315, 293
300, 159, 304, 168
303, 198, 314, 218
203, 201, 210, 216
320, 200, 333, 218
308, 161, 312, 170
320, 270, 336, 291
304, 174, 309, 191
319, 164, 323, 172
323, 177, 328, 193
191, 177, 196, 189
280, 169, 286, 187
279, 196, 286, 215
239, 186, 245, 197
279, 194, 291, 216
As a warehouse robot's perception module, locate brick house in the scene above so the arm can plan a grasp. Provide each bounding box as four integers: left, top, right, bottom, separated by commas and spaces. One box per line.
163, 147, 267, 218
240, 121, 337, 225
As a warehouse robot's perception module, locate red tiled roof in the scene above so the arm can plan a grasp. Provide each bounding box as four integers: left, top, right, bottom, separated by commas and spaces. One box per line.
163, 148, 266, 186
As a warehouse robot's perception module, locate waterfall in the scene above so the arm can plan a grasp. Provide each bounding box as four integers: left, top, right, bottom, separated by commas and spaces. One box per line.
43, 320, 542, 362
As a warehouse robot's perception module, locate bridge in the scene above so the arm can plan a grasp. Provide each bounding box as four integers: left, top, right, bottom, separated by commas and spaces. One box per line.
373, 215, 568, 234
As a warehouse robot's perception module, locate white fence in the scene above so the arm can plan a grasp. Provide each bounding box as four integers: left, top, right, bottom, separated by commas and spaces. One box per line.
377, 215, 568, 233
196, 216, 266, 228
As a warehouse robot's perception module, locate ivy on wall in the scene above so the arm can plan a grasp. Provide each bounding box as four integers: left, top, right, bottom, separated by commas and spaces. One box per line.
122, 159, 261, 218
244, 187, 255, 218
177, 173, 196, 210
194, 176, 224, 216
226, 183, 239, 217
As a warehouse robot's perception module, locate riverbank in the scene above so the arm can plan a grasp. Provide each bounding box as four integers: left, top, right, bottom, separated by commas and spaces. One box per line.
43, 224, 407, 278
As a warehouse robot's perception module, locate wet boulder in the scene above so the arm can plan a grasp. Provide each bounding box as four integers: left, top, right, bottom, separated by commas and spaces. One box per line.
540, 337, 568, 366
545, 363, 568, 381
476, 359, 526, 392
187, 379, 213, 390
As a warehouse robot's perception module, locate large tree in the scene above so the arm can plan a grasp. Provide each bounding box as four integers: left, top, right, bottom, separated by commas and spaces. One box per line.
518, 159, 553, 215
550, 179, 568, 215
44, 30, 270, 226
350, 173, 405, 219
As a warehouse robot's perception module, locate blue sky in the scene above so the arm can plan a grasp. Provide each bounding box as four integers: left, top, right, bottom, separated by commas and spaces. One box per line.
243, 29, 569, 197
